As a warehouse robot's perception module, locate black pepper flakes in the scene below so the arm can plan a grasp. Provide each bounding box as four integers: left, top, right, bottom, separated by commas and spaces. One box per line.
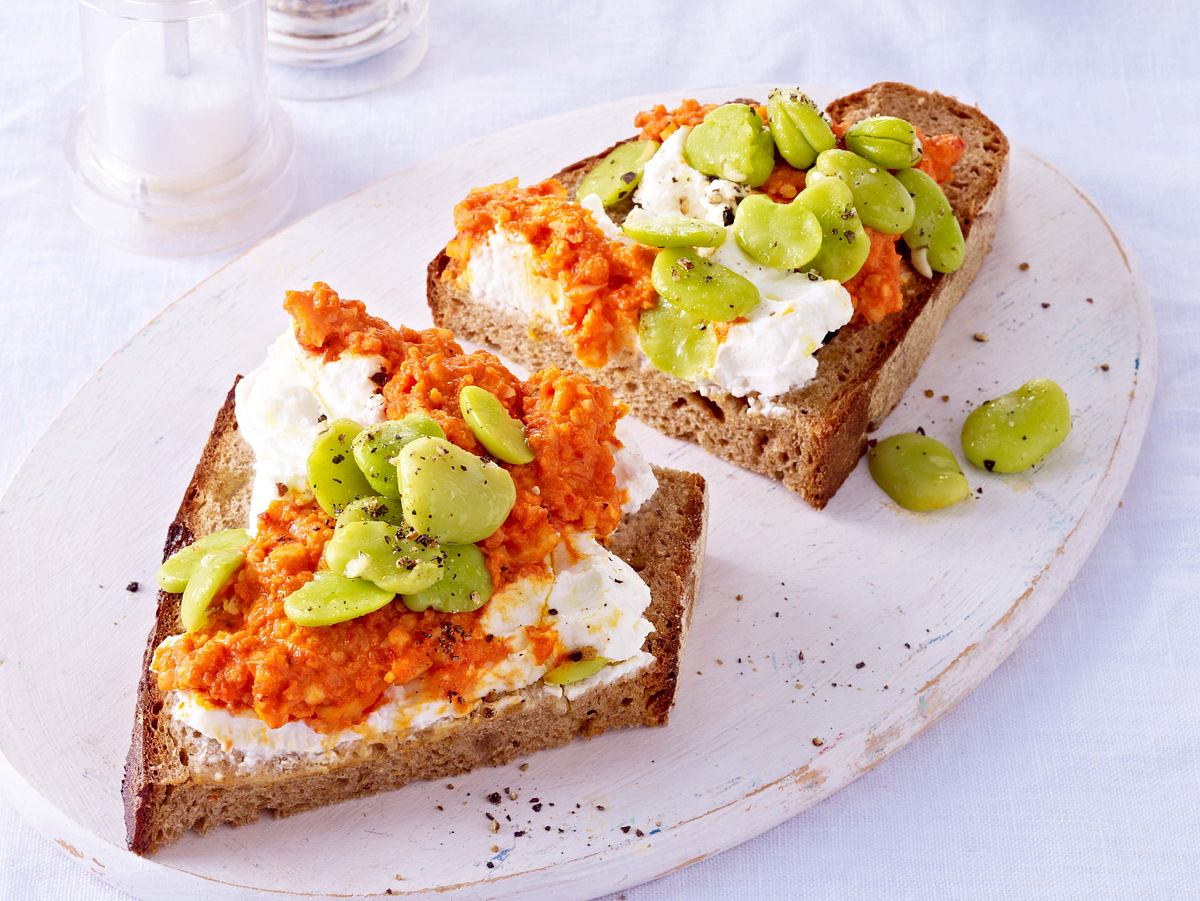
125, 581, 139, 593
487, 792, 502, 805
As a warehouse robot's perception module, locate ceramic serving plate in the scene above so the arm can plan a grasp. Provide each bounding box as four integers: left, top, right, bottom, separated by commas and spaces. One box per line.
0, 86, 1155, 899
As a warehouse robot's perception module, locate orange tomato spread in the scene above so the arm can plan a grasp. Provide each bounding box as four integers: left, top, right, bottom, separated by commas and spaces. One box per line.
634, 98, 717, 141
445, 179, 658, 368
633, 98, 768, 142
154, 283, 631, 733
843, 229, 905, 324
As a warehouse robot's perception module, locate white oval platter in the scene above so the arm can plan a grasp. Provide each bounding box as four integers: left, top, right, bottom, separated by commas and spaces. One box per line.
0, 86, 1155, 899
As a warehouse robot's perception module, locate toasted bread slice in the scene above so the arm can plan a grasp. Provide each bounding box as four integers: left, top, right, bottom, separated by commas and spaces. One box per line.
427, 83, 1009, 507
123, 380, 708, 854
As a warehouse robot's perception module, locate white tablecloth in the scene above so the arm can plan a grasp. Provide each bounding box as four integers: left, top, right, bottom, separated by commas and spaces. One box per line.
2, 1, 1197, 898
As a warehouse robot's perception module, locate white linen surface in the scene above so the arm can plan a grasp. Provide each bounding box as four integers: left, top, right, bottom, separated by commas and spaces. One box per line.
1, 1, 1196, 898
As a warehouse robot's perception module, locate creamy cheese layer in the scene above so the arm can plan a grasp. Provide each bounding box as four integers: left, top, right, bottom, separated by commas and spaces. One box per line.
235, 333, 386, 524
699, 239, 854, 402
631, 127, 745, 225
170, 333, 661, 764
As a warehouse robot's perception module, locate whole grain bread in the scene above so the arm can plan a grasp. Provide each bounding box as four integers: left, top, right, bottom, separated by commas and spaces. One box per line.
427, 83, 1009, 507
123, 381, 708, 854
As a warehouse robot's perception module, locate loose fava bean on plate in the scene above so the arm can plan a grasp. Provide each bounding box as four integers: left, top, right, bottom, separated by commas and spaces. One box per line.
766, 88, 836, 170
962, 379, 1071, 473
868, 432, 971, 512
352, 414, 445, 499
844, 116, 924, 170
283, 571, 396, 628
684, 103, 776, 187
895, 168, 965, 276
398, 436, 516, 545
403, 543, 493, 614
459, 385, 535, 465
794, 178, 870, 282
323, 520, 445, 594
808, 149, 916, 235
620, 210, 726, 248
157, 527, 249, 593
577, 139, 660, 207
732, 193, 823, 271
545, 657, 612, 685
180, 546, 246, 633
308, 418, 376, 516
638, 296, 719, 380
652, 247, 760, 321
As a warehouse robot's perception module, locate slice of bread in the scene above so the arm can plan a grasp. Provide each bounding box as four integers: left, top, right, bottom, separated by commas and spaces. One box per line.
123, 380, 708, 854
427, 83, 1009, 507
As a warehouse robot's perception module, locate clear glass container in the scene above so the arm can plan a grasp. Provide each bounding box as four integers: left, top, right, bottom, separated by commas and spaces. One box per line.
67, 0, 297, 255
267, 0, 429, 101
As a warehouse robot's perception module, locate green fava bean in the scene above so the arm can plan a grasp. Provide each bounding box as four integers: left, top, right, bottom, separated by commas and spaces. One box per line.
733, 194, 822, 271
620, 211, 726, 248
403, 544, 493, 613
398, 436, 516, 544
652, 247, 760, 321
352, 414, 445, 499
544, 657, 612, 685
637, 297, 719, 381
283, 571, 396, 628
794, 178, 870, 282
577, 140, 660, 207
323, 520, 445, 594
157, 528, 249, 593
308, 418, 375, 516
844, 116, 924, 170
684, 103, 776, 187
180, 547, 245, 632
868, 433, 972, 512
459, 385, 535, 465
961, 379, 1071, 473
766, 88, 836, 170
895, 168, 965, 275
336, 495, 406, 528
809, 149, 916, 235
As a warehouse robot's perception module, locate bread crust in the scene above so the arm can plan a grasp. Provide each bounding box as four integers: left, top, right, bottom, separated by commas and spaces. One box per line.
427, 83, 1009, 507
123, 383, 708, 853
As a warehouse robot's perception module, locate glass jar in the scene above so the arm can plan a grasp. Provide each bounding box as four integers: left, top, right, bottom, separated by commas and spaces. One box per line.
67, 0, 296, 255
266, 0, 429, 100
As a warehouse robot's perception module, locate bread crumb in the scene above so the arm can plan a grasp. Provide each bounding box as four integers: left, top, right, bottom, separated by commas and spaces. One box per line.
1018, 262, 1030, 271
812, 737, 824, 747
940, 395, 950, 402
923, 389, 934, 398
1100, 363, 1110, 371
973, 332, 989, 342
735, 593, 744, 601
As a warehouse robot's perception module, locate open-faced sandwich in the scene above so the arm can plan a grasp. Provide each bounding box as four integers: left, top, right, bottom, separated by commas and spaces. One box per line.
123, 283, 708, 853
428, 82, 1009, 507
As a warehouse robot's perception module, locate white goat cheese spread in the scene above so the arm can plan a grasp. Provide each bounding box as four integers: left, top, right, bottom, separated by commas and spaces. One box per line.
698, 239, 854, 401
630, 127, 744, 225
235, 333, 386, 524
167, 332, 660, 764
